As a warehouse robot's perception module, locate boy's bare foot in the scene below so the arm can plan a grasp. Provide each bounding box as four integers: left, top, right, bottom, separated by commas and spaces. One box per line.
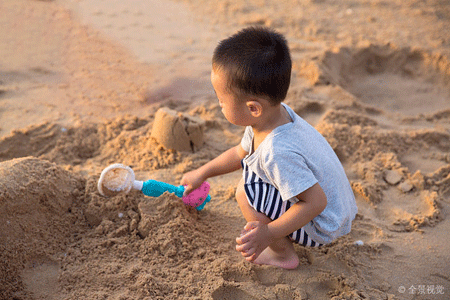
251, 246, 299, 269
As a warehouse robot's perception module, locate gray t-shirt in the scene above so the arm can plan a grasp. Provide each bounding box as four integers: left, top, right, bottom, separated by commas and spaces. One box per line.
241, 103, 357, 244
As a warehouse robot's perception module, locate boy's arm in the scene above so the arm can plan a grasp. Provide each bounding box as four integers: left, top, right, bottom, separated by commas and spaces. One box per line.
198, 143, 247, 179
181, 144, 248, 195
236, 183, 327, 261
267, 183, 327, 238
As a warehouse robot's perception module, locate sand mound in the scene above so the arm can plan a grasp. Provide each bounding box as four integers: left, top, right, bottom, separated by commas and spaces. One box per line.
58, 178, 232, 299
0, 157, 85, 300
0, 104, 235, 179
0, 123, 63, 161
0, 122, 102, 167
0, 114, 185, 172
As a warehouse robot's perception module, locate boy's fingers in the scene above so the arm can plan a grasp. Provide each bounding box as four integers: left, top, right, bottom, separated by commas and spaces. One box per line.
235, 243, 250, 252
235, 243, 245, 252
180, 175, 188, 186
236, 226, 257, 245
243, 247, 256, 257
245, 254, 257, 262
236, 232, 250, 245
244, 221, 258, 231
236, 244, 256, 257
183, 185, 192, 196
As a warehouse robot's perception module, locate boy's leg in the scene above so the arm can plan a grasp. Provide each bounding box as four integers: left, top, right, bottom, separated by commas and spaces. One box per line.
235, 177, 300, 269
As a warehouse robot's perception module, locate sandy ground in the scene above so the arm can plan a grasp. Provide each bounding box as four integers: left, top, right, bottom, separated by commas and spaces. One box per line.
1, 0, 450, 299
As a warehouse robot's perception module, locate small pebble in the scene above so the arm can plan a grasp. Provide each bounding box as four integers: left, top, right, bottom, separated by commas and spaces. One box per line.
118, 212, 124, 218
354, 240, 364, 246
398, 181, 413, 193
384, 170, 403, 185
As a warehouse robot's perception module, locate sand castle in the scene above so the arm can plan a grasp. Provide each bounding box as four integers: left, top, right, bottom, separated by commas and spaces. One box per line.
150, 107, 205, 152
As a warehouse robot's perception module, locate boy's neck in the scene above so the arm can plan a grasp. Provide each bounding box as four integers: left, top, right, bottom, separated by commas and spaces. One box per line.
251, 103, 292, 137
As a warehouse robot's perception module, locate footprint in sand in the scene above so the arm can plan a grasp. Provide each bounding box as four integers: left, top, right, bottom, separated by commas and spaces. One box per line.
318, 44, 450, 117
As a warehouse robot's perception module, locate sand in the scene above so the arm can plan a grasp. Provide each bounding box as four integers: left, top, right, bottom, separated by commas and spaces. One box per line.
1, 0, 449, 299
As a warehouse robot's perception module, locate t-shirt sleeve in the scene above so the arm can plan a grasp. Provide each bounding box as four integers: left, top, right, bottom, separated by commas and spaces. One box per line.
240, 126, 253, 153
264, 150, 318, 203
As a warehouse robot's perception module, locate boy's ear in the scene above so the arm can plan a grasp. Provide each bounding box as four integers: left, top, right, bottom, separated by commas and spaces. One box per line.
246, 100, 263, 117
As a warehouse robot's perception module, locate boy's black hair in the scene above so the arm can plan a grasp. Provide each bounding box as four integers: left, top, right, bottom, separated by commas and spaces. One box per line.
212, 26, 292, 105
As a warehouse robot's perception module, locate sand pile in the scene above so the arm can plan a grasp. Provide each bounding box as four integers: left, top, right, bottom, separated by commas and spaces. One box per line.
0, 115, 181, 172
0, 157, 85, 300
58, 179, 231, 300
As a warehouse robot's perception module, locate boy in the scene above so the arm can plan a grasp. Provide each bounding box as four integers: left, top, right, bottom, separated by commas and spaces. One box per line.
181, 27, 357, 269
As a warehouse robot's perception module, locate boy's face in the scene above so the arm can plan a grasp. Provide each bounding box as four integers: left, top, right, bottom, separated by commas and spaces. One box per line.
211, 68, 252, 126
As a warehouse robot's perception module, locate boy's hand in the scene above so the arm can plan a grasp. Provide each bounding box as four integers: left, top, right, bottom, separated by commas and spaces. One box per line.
235, 221, 275, 262
180, 144, 246, 196
180, 169, 206, 196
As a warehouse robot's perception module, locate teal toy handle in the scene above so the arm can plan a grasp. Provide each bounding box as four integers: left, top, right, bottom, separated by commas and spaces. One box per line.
141, 180, 184, 198
140, 180, 210, 211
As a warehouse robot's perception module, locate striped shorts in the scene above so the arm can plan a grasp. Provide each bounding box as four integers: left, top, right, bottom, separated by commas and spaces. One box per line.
242, 160, 322, 247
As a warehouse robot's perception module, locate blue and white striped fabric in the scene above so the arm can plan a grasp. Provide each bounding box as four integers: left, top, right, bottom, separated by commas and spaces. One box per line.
242, 160, 322, 247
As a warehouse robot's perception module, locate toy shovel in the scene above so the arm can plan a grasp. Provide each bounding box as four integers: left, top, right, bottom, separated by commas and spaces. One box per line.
97, 163, 211, 210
